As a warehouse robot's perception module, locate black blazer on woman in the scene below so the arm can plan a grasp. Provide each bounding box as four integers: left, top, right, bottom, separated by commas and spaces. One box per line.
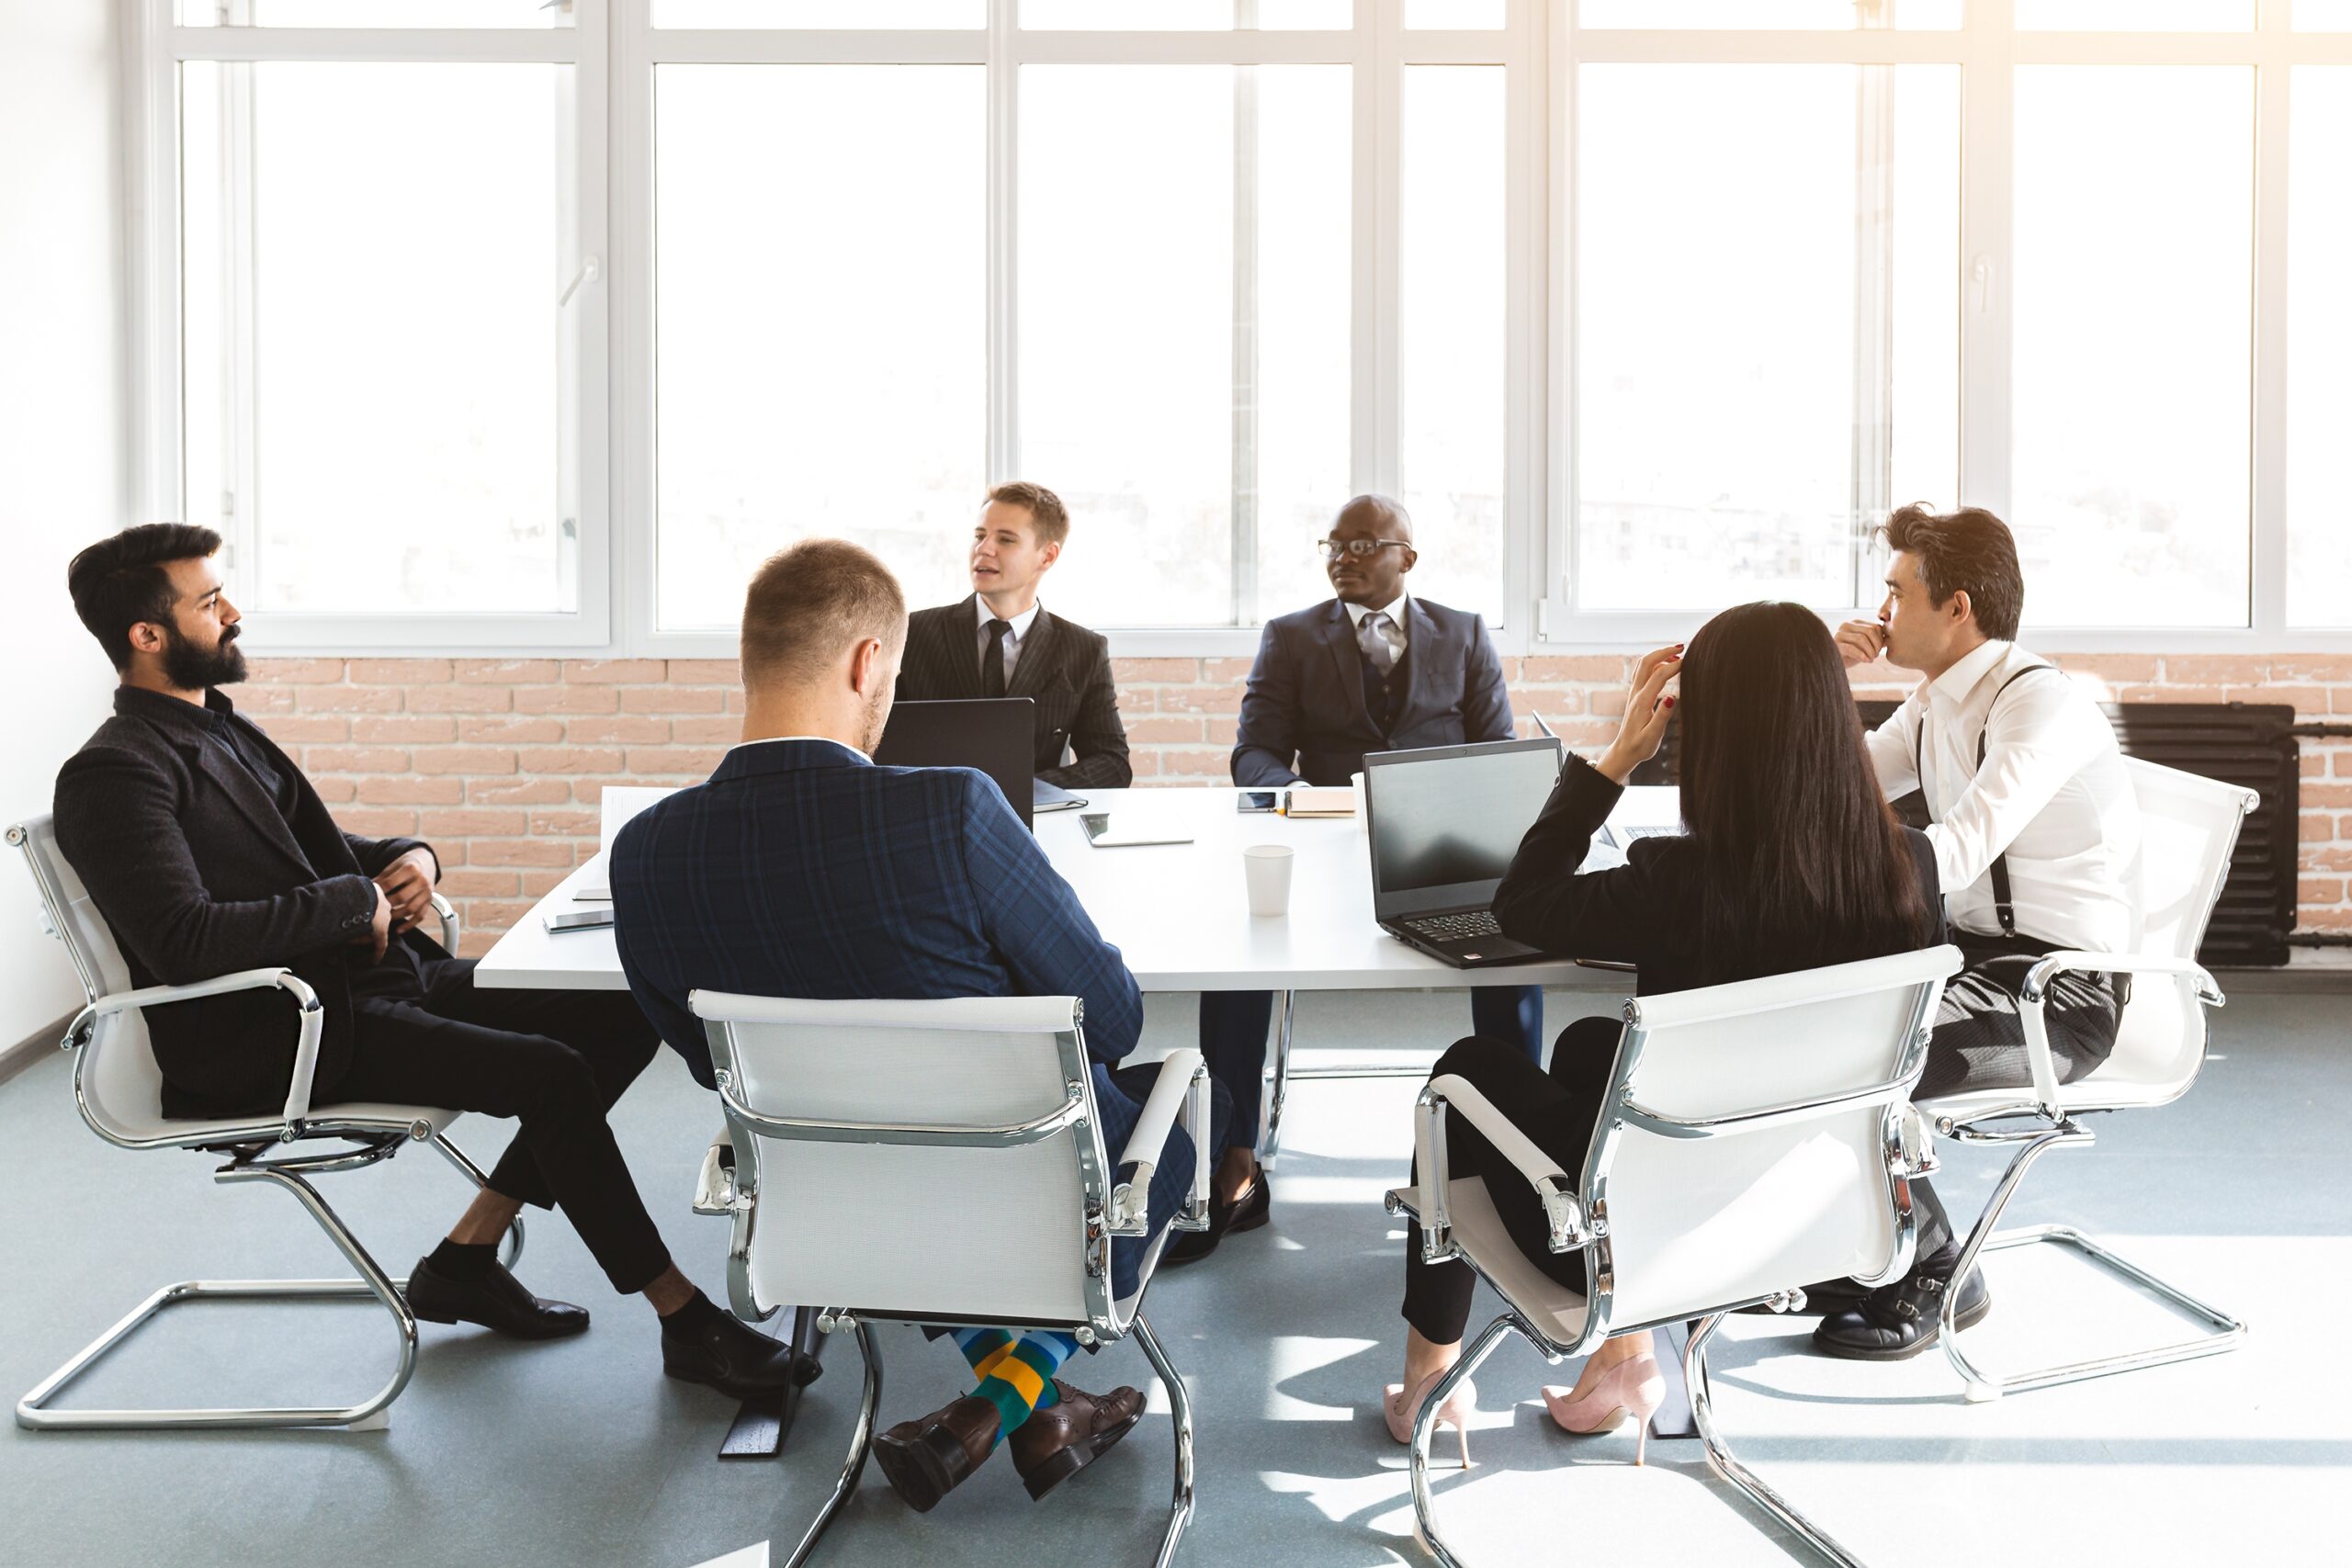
897, 596, 1132, 790
1494, 754, 1944, 995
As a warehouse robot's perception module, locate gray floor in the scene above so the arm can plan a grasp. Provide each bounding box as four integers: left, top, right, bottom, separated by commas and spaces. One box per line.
1, 987, 2346, 1568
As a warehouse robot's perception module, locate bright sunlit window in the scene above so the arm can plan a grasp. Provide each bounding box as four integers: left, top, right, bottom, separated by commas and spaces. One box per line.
138, 1, 2352, 650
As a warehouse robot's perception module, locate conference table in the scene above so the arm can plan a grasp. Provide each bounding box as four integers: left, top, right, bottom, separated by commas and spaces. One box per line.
473, 781, 1699, 1450
475, 783, 1681, 1164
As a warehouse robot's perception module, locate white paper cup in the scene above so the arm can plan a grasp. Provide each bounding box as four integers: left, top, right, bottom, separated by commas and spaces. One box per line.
1243, 843, 1295, 917
1351, 772, 1368, 831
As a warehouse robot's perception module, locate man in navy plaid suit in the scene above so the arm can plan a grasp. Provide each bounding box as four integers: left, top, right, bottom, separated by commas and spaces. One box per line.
610, 537, 1225, 1515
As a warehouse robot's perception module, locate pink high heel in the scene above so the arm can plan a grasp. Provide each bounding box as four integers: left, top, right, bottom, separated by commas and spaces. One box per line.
1383, 1366, 1476, 1467
1541, 1354, 1666, 1465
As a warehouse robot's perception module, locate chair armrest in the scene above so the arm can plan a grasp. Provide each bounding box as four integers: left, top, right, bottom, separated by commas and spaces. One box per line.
2017, 951, 2222, 1112
692, 1125, 738, 1216
77, 967, 325, 1139
2023, 950, 2222, 1007
1416, 1074, 1593, 1261
1110, 1048, 1205, 1238
429, 892, 459, 953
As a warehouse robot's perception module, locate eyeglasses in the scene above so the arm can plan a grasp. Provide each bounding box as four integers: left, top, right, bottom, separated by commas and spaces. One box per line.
1318, 537, 1412, 561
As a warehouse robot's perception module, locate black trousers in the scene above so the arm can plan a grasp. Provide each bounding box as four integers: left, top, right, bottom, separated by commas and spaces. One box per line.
1400, 1017, 1621, 1346
1909, 944, 2125, 1260
334, 955, 672, 1296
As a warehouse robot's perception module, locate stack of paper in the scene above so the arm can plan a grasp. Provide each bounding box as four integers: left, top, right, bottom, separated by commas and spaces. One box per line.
1283, 786, 1355, 818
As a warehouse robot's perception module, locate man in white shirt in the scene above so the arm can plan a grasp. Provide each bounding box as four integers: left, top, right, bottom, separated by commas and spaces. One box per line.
1816, 503, 2142, 1360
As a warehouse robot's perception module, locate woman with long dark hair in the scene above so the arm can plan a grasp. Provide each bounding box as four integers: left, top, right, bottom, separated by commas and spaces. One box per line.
1378, 601, 1944, 1462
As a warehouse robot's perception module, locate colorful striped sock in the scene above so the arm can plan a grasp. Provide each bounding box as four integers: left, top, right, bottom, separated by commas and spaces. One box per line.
952, 1328, 1080, 1443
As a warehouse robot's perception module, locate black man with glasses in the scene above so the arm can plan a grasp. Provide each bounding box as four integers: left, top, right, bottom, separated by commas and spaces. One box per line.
1168, 493, 1544, 1266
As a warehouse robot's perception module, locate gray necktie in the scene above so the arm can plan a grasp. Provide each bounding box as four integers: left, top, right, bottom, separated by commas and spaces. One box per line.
1359, 610, 1396, 674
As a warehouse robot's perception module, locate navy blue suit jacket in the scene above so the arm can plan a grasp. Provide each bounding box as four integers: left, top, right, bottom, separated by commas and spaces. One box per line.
609, 738, 1192, 1293
1230, 596, 1516, 787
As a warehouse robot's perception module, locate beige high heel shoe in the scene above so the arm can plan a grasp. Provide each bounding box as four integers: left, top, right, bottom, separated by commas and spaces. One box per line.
1383, 1366, 1476, 1467
1540, 1354, 1666, 1465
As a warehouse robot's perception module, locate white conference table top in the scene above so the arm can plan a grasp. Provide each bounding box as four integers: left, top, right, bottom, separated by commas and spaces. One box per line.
474, 783, 1681, 994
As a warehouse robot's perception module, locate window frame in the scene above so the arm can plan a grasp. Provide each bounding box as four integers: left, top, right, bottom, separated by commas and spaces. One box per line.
124, 1, 2352, 660
1545, 1, 2352, 652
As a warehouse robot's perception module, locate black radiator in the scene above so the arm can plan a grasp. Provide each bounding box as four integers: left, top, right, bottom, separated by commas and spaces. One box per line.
1628, 701, 2299, 967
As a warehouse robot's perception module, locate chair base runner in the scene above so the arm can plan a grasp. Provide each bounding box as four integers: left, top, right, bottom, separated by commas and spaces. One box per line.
1409, 1313, 1873, 1568
16, 1132, 519, 1434
16, 1163, 417, 1432
1940, 1123, 2245, 1403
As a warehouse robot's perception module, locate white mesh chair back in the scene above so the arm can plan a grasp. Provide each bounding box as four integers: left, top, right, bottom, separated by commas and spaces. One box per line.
11, 816, 165, 1141
695, 992, 1103, 1327
1592, 945, 1956, 1332
2098, 758, 2256, 1097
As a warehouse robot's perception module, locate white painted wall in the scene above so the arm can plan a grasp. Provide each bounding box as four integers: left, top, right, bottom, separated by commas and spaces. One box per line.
0, 1, 129, 1057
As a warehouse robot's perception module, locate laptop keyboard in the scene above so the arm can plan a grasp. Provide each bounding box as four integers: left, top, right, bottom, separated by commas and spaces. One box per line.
1406, 910, 1503, 942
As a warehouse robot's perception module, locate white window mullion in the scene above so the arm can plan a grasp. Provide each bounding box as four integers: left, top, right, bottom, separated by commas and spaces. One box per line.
127, 0, 185, 526
611, 0, 657, 656
1363, 0, 1402, 499
1957, 0, 2016, 525
2249, 11, 2292, 641
221, 55, 258, 592
987, 0, 1020, 487
1498, 0, 1544, 642
1540, 0, 1574, 637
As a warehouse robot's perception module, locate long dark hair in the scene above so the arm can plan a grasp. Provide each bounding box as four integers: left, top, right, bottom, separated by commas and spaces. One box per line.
1677, 602, 1930, 982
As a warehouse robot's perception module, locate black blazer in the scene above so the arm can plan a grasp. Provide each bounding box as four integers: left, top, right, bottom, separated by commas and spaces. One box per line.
53, 688, 443, 1116
896, 597, 1132, 789
1231, 596, 1515, 787
1494, 754, 1945, 996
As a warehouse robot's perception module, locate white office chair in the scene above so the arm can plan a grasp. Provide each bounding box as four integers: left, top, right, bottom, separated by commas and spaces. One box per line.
8, 813, 518, 1432
1920, 757, 2256, 1402
687, 990, 1213, 1568
1386, 944, 1961, 1568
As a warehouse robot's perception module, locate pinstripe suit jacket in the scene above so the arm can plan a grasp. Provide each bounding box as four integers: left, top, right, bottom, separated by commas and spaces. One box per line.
608, 738, 1189, 1289
896, 597, 1133, 789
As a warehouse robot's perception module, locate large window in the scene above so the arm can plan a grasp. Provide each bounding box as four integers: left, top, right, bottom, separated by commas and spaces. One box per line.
133, 2, 2352, 654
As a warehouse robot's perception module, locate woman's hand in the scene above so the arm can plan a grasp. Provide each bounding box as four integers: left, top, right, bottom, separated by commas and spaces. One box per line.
1596, 645, 1681, 785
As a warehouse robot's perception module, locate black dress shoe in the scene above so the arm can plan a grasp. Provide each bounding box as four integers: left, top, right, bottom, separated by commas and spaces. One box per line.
661, 1311, 823, 1399
405, 1256, 590, 1340
1164, 1167, 1272, 1266
872, 1394, 1001, 1513
1813, 1264, 1991, 1360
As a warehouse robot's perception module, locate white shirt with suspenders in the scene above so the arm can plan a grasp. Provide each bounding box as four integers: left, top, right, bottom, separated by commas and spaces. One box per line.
1863, 638, 2142, 958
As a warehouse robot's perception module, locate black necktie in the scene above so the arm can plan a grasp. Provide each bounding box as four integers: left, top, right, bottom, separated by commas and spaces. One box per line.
983, 618, 1012, 698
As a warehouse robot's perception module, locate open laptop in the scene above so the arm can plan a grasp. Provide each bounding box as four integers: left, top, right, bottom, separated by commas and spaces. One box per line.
873, 697, 1037, 829
1363, 737, 1564, 967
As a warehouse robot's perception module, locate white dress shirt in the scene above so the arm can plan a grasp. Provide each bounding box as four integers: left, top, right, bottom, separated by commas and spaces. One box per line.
1865, 639, 2141, 954
975, 597, 1043, 685
1341, 589, 1411, 667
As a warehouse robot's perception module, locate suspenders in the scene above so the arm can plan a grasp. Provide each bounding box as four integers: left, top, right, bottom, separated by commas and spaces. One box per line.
1914, 663, 2057, 939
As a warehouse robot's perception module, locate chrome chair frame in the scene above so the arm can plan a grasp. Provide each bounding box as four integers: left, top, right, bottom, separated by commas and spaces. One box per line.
1924, 773, 2256, 1404
696, 998, 1211, 1568
1385, 956, 1950, 1568
10, 818, 518, 1433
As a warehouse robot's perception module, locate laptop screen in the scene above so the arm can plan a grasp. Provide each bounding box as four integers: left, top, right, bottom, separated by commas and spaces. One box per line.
1365, 738, 1563, 918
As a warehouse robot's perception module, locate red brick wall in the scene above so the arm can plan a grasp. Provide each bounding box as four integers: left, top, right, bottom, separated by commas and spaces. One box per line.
232, 653, 2352, 955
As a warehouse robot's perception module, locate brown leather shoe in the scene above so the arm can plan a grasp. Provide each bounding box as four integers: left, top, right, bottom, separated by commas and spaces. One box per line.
1009, 1380, 1147, 1502
871, 1394, 999, 1513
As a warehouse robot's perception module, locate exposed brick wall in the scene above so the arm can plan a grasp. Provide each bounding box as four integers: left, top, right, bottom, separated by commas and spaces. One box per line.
232, 652, 2352, 955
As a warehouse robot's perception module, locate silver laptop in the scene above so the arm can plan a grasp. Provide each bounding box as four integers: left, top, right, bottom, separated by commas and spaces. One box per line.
1363, 737, 1564, 967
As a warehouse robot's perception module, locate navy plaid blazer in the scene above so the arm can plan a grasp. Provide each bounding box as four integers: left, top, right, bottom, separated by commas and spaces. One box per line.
610, 738, 1197, 1293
